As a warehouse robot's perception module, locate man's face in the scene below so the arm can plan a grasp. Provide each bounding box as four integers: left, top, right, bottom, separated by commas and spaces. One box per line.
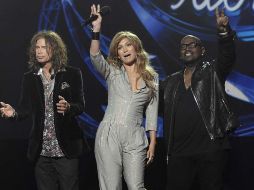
180, 36, 204, 65
35, 38, 52, 64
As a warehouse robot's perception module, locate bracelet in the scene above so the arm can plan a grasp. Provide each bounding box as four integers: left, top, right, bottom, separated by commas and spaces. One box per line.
91, 32, 100, 40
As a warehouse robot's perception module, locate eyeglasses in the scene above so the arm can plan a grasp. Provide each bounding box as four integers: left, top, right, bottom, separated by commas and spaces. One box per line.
180, 42, 201, 50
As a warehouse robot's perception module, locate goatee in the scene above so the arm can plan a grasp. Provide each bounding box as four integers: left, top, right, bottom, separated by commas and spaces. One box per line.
181, 57, 201, 68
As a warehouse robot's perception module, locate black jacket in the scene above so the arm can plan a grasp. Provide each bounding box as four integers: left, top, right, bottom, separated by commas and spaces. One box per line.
160, 30, 239, 157
15, 66, 88, 161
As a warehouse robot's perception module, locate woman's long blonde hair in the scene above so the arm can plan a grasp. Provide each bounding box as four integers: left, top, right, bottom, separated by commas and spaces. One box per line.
107, 31, 157, 95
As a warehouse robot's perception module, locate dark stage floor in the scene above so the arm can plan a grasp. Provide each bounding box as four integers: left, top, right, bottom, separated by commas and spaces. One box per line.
0, 137, 253, 190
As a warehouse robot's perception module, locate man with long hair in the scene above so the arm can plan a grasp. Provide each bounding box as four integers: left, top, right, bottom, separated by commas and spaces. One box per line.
0, 31, 87, 190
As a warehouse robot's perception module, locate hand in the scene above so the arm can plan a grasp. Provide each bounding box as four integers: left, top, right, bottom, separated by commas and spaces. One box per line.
91, 4, 102, 32
215, 7, 229, 32
146, 142, 156, 165
56, 96, 70, 116
0, 102, 15, 118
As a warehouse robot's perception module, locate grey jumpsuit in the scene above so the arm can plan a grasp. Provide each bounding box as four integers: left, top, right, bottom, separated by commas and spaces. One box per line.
90, 52, 158, 190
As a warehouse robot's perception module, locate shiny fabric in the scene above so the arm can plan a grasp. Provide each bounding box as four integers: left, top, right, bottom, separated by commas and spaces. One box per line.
38, 69, 64, 157
161, 29, 239, 158
91, 52, 158, 190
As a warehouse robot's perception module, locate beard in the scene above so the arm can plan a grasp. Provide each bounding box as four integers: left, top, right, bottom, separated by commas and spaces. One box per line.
180, 56, 202, 68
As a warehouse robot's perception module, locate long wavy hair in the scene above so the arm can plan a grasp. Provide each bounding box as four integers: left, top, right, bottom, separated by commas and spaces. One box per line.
107, 31, 157, 95
28, 31, 67, 71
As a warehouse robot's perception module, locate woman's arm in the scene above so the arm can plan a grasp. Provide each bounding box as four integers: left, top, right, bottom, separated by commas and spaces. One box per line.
147, 130, 156, 165
90, 4, 102, 56
145, 75, 159, 164
89, 4, 111, 79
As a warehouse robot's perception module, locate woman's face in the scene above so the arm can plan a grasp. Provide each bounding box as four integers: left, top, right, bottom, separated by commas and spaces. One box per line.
117, 38, 137, 65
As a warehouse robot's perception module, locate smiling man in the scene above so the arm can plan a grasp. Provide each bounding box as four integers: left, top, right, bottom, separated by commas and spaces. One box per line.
160, 8, 239, 190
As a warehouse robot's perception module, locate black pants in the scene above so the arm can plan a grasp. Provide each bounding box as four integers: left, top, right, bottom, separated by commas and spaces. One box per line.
35, 156, 79, 190
166, 150, 228, 190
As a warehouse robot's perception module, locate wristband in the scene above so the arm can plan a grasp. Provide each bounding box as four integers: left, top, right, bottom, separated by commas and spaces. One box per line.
92, 32, 100, 40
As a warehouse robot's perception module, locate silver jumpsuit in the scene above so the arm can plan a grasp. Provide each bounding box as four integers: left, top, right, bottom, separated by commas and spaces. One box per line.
90, 52, 158, 190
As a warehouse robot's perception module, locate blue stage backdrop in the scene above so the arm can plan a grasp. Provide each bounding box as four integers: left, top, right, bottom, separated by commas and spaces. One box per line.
0, 0, 253, 139
0, 1, 254, 190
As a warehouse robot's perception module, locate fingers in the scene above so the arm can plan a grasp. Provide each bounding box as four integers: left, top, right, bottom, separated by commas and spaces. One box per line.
91, 4, 95, 15
0, 108, 4, 117
146, 151, 155, 165
97, 4, 100, 13
91, 4, 100, 15
58, 96, 66, 105
57, 96, 69, 114
0, 102, 9, 114
0, 102, 7, 108
0, 111, 5, 118
146, 156, 154, 165
56, 104, 66, 112
220, 7, 225, 17
223, 16, 229, 25
0, 102, 14, 118
215, 6, 229, 29
215, 7, 225, 18
58, 95, 64, 100
90, 5, 92, 16
90, 3, 102, 32
215, 7, 219, 18
0, 102, 5, 116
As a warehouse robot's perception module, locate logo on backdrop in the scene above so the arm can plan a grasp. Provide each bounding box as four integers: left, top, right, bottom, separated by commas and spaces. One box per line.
171, 0, 254, 12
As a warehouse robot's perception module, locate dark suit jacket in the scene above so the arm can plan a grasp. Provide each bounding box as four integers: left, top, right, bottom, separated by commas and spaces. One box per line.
15, 66, 87, 161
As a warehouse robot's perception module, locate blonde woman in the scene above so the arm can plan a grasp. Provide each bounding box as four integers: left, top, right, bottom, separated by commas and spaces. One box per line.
89, 4, 158, 190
